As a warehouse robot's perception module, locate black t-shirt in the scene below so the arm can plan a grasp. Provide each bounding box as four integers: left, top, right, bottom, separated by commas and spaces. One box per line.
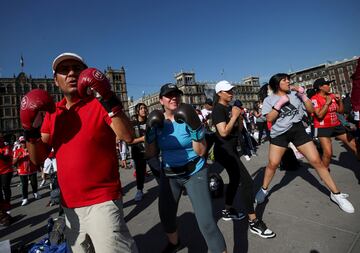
131, 119, 146, 159
212, 103, 239, 148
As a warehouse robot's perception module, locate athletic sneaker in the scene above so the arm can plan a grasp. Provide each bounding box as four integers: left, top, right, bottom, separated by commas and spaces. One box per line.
330, 192, 355, 213
21, 199, 28, 206
33, 192, 42, 200
249, 218, 276, 239
255, 187, 268, 204
162, 241, 182, 253
244, 155, 251, 161
134, 190, 143, 202
222, 208, 246, 221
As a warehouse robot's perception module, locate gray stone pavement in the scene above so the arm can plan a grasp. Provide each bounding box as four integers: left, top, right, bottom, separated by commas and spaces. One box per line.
1, 140, 360, 252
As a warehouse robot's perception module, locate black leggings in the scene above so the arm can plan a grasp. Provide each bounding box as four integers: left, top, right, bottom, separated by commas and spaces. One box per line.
0, 172, 13, 207
20, 173, 38, 199
134, 158, 147, 190
256, 121, 270, 143
214, 144, 255, 214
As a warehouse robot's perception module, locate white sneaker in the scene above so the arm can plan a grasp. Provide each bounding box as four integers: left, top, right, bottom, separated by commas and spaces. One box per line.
134, 190, 143, 202
39, 180, 46, 187
330, 192, 355, 213
33, 192, 42, 200
244, 155, 251, 161
21, 199, 28, 206
255, 188, 268, 204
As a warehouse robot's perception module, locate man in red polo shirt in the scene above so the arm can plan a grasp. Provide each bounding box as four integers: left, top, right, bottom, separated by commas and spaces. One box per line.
20, 52, 138, 253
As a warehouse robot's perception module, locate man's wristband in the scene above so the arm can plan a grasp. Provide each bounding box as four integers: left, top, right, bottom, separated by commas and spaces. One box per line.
24, 128, 41, 143
101, 95, 123, 118
272, 106, 281, 113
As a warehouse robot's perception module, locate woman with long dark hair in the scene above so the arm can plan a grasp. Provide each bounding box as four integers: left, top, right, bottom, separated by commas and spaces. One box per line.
129, 103, 148, 201
212, 80, 275, 239
255, 73, 355, 214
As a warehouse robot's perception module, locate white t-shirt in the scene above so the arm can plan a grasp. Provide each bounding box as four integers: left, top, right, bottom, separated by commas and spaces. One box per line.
43, 157, 57, 174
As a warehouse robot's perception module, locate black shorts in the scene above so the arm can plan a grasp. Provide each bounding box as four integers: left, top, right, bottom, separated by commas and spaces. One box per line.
270, 121, 312, 148
314, 125, 346, 138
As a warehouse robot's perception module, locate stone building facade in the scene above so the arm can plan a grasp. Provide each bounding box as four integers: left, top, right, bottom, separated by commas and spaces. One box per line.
0, 67, 129, 141
290, 56, 358, 95
129, 72, 260, 117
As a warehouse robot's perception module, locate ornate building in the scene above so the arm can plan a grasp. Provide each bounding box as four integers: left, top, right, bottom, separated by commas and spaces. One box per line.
129, 72, 260, 117
290, 56, 358, 95
0, 67, 129, 141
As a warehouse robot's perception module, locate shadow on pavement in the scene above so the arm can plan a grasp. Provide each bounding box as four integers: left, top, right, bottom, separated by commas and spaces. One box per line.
3, 208, 59, 251
134, 212, 208, 253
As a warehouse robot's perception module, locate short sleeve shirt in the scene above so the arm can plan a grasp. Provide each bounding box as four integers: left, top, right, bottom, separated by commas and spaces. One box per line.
311, 93, 340, 128
262, 91, 305, 138
0, 145, 13, 175
13, 147, 37, 175
212, 103, 239, 147
156, 120, 205, 176
131, 119, 146, 159
41, 97, 121, 208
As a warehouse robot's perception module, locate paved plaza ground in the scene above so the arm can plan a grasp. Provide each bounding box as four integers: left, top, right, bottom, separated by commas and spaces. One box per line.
1, 140, 360, 253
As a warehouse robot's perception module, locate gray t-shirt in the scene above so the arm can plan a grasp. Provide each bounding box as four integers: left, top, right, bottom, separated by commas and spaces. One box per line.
262, 91, 305, 138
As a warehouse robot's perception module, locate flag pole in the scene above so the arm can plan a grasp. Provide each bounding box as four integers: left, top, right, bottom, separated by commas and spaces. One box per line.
20, 54, 24, 72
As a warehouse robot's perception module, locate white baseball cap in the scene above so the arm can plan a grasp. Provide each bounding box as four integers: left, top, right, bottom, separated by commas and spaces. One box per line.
215, 80, 234, 93
52, 52, 87, 73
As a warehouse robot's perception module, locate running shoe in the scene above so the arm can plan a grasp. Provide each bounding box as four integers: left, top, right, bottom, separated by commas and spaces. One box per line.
21, 199, 28, 206
134, 190, 143, 202
222, 208, 246, 221
255, 187, 268, 204
249, 218, 276, 239
244, 155, 251, 161
330, 192, 354, 213
33, 192, 42, 200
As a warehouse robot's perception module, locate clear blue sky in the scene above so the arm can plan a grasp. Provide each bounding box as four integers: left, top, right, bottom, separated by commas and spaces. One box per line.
1, 0, 359, 99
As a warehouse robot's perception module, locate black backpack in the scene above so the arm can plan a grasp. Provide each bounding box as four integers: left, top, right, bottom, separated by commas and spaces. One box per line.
208, 172, 224, 198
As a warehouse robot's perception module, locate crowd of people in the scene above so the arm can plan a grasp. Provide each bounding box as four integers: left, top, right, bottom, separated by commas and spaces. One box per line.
0, 52, 359, 252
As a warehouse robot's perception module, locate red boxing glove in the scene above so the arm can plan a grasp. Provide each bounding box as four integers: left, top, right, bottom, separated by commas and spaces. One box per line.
20, 89, 56, 141
77, 68, 123, 117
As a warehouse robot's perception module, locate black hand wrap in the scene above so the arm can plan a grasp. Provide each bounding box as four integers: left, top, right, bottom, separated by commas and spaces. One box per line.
24, 128, 41, 143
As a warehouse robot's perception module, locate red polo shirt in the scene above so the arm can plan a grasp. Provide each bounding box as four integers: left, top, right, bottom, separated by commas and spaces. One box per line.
311, 93, 340, 128
0, 145, 13, 175
41, 97, 121, 208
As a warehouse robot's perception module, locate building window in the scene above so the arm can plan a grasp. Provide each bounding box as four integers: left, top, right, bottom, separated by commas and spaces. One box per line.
4, 96, 11, 105
4, 108, 11, 117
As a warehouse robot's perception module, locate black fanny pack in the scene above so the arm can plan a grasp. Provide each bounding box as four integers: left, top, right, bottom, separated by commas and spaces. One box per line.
163, 157, 201, 177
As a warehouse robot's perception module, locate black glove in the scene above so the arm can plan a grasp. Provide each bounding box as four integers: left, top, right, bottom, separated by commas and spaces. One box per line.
145, 110, 164, 144
174, 103, 205, 141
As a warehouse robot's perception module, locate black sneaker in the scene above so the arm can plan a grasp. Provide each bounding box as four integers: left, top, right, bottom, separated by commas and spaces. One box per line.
249, 218, 276, 239
221, 208, 246, 221
162, 241, 182, 253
